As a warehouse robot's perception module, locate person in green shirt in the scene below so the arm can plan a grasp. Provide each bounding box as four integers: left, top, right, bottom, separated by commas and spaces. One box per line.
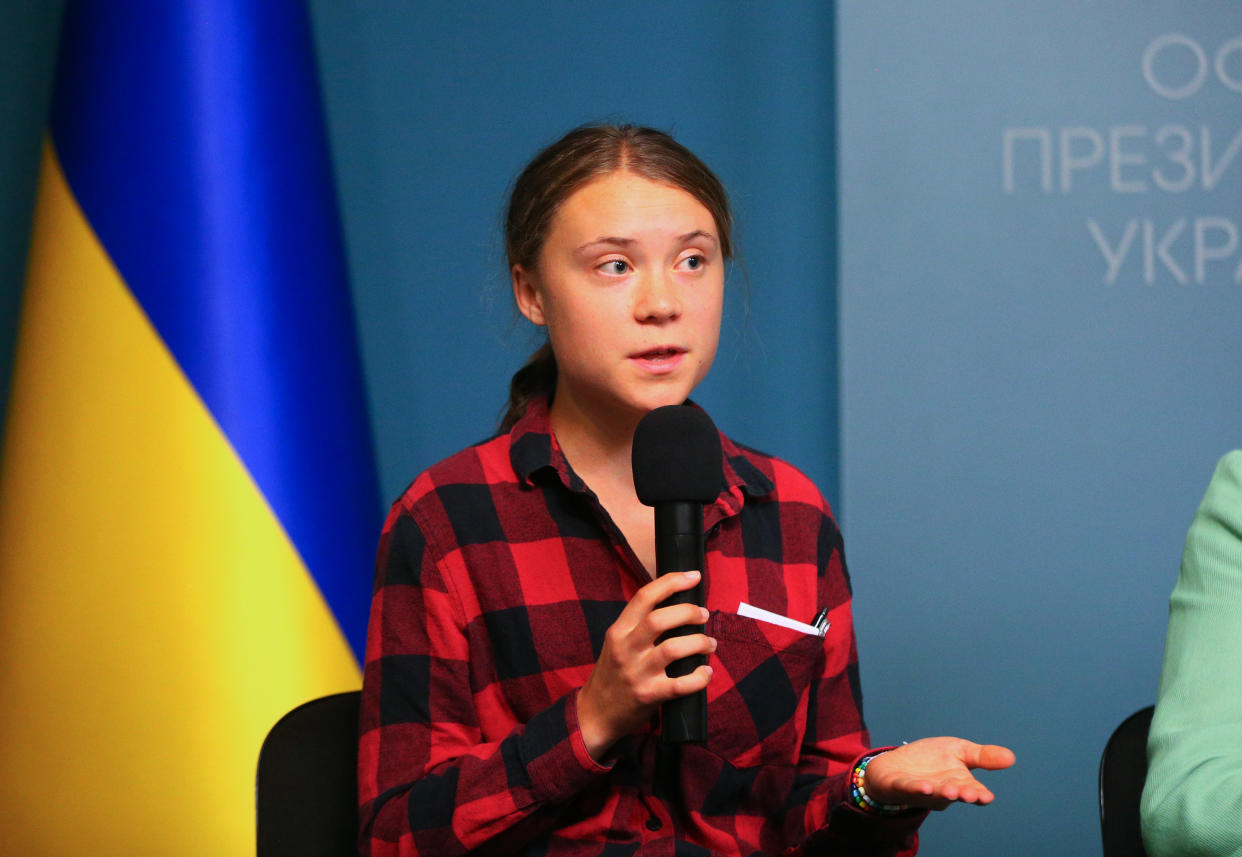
1142, 450, 1242, 857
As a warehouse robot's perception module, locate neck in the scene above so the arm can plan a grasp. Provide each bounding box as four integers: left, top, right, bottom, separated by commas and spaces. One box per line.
548, 391, 644, 494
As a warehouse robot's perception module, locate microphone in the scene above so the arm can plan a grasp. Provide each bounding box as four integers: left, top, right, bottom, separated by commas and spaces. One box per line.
632, 405, 722, 744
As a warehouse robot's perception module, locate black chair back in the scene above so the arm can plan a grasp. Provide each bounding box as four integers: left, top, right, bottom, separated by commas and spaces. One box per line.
1099, 704, 1155, 857
257, 690, 361, 857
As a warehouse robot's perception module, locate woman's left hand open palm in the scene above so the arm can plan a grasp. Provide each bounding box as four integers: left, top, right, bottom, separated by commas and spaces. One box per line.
863, 737, 1016, 811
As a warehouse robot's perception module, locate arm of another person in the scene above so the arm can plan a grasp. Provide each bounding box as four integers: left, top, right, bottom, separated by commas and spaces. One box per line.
1142, 450, 1242, 857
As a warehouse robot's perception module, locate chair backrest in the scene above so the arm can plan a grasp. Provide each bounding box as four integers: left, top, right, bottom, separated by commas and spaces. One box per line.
1099, 704, 1155, 857
257, 690, 361, 857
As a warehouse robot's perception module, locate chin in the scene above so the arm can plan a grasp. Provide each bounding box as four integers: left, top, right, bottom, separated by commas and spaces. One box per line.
629, 389, 695, 416
563, 378, 700, 427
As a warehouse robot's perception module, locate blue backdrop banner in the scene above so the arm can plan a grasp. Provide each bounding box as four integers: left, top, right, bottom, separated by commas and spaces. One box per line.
840, 3, 1242, 854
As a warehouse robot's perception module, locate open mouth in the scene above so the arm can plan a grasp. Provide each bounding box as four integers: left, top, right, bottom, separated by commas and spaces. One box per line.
632, 346, 685, 362
629, 346, 686, 374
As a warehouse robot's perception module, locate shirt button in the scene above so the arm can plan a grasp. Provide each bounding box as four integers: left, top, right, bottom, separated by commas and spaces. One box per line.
645, 816, 662, 831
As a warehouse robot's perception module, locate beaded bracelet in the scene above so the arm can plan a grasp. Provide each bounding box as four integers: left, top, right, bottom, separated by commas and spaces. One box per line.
849, 752, 909, 814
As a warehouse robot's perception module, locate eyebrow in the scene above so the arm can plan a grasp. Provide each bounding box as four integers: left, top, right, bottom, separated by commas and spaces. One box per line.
576, 237, 634, 252
574, 230, 719, 254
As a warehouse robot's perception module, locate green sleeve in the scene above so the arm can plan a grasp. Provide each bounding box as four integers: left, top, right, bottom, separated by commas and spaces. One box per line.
1141, 450, 1242, 857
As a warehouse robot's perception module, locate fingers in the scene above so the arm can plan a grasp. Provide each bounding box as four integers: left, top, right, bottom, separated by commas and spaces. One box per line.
954, 740, 1016, 771
887, 774, 995, 808
649, 603, 709, 638
934, 777, 995, 805
616, 572, 707, 646
656, 627, 717, 664
973, 744, 1016, 770
667, 663, 713, 697
579, 573, 713, 757
595, 570, 714, 701
625, 570, 702, 618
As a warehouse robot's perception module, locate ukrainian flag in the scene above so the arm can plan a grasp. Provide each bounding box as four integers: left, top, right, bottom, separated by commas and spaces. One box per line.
0, 2, 378, 854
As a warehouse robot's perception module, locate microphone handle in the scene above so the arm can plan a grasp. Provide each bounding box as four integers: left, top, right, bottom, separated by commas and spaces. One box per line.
654, 502, 706, 744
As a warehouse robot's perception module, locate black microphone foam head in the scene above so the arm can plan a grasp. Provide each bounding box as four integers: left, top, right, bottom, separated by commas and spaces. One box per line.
632, 405, 723, 506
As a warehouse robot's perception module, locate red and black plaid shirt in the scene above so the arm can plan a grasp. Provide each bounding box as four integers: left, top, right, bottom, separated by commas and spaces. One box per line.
359, 399, 923, 856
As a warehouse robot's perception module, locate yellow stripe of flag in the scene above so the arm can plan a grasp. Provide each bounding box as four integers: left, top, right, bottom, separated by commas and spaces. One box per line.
0, 143, 360, 855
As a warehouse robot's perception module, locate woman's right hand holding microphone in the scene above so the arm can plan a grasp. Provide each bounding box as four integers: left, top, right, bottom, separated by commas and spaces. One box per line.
577, 570, 715, 761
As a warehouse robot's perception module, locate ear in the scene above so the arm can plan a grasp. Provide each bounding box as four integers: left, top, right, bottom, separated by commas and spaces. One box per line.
512, 264, 546, 326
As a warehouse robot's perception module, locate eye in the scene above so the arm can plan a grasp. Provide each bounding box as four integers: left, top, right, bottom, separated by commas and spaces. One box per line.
599, 259, 630, 275
679, 254, 706, 271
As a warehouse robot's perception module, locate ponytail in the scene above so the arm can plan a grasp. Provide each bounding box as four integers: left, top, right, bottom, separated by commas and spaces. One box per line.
499, 342, 557, 432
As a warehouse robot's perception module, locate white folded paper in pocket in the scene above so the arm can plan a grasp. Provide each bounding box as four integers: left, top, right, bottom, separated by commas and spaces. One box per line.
737, 602, 825, 636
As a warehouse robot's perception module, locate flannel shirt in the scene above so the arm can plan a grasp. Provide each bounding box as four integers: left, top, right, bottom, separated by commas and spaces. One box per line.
358, 399, 924, 856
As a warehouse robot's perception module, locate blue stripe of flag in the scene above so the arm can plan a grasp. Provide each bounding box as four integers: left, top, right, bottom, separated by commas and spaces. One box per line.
50, 0, 380, 660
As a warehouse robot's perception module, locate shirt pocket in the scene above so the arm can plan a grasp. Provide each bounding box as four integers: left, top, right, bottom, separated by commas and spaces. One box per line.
703, 610, 826, 769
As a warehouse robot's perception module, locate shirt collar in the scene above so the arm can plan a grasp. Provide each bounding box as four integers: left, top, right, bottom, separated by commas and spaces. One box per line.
507, 398, 775, 509
508, 397, 586, 493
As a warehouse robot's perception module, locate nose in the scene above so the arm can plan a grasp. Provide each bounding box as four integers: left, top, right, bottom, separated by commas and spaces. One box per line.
633, 270, 682, 323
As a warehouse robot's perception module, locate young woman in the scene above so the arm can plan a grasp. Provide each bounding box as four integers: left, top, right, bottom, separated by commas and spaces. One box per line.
358, 124, 1014, 857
